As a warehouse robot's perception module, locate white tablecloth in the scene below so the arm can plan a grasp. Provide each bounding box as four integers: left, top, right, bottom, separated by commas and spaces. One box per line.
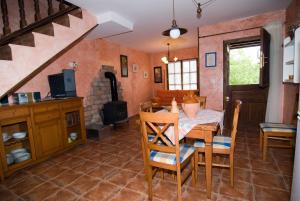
157, 109, 224, 144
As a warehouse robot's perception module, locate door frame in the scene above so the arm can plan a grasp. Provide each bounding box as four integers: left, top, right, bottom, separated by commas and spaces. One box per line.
223, 35, 261, 128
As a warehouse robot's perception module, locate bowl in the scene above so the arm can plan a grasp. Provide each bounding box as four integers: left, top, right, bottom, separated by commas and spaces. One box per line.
69, 132, 77, 141
12, 132, 27, 139
2, 133, 12, 142
182, 103, 200, 119
11, 148, 27, 157
15, 153, 31, 163
6, 154, 14, 165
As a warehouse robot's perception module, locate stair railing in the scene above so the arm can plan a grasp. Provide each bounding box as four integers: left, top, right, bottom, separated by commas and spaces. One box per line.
0, 0, 79, 46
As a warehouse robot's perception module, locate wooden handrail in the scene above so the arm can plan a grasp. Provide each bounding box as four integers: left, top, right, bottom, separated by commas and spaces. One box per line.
0, 4, 79, 47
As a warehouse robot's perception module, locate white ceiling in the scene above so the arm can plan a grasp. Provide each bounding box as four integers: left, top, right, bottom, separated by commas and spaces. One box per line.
68, 0, 291, 53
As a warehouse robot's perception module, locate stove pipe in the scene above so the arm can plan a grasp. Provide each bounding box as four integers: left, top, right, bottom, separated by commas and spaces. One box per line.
104, 72, 118, 101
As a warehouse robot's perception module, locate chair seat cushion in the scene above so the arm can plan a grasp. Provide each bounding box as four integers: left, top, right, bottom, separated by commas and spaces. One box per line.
194, 136, 231, 149
260, 123, 296, 133
150, 144, 195, 165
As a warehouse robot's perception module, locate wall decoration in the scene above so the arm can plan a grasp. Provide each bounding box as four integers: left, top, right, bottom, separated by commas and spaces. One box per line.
205, 52, 217, 67
132, 64, 139, 73
120, 55, 128, 77
154, 66, 162, 83
144, 71, 149, 78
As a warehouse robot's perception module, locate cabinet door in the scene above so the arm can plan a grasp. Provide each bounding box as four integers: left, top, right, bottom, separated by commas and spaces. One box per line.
34, 118, 63, 158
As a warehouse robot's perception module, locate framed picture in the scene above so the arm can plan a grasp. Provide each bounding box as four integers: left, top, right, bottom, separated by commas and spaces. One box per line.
132, 64, 139, 73
154, 66, 162, 83
205, 52, 217, 67
120, 55, 128, 77
144, 71, 149, 78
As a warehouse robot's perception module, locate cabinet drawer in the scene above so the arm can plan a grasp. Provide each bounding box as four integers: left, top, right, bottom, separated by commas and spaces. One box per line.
33, 104, 59, 114
62, 100, 82, 110
34, 111, 60, 123
0, 107, 29, 120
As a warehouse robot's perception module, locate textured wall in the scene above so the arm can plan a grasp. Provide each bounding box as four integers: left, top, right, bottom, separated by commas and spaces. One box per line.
198, 10, 285, 111
17, 38, 153, 122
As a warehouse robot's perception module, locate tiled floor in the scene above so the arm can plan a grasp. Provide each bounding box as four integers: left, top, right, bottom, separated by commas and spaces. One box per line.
0, 117, 294, 201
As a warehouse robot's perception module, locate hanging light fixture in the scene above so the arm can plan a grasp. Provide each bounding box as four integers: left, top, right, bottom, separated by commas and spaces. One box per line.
161, 43, 178, 64
162, 0, 187, 39
192, 0, 215, 19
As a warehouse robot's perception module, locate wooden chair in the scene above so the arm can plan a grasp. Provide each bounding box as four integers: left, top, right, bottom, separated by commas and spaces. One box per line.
139, 112, 196, 201
193, 100, 242, 186
196, 96, 207, 109
139, 101, 153, 112
259, 123, 296, 161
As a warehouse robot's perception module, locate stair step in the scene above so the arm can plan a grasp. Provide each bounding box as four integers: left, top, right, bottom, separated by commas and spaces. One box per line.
53, 14, 70, 27
69, 8, 83, 19
10, 33, 35, 47
0, 45, 12, 60
33, 23, 55, 36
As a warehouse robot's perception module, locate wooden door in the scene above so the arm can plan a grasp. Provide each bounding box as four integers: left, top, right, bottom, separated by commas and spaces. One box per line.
223, 29, 271, 130
34, 114, 63, 158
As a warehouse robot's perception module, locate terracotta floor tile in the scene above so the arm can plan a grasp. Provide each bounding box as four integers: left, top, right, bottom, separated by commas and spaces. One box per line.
60, 157, 86, 169
21, 182, 60, 201
0, 186, 20, 201
83, 181, 120, 201
1, 170, 31, 188
52, 170, 83, 187
86, 164, 116, 179
222, 168, 252, 184
152, 180, 178, 201
254, 185, 290, 201
103, 154, 133, 167
252, 171, 286, 190
9, 175, 44, 196
25, 161, 54, 175
182, 187, 208, 201
107, 169, 138, 187
73, 160, 98, 173
110, 188, 145, 201
37, 165, 68, 180
126, 174, 150, 194
123, 159, 144, 173
67, 175, 100, 195
49, 153, 72, 164
250, 159, 279, 173
44, 189, 78, 201
219, 179, 253, 200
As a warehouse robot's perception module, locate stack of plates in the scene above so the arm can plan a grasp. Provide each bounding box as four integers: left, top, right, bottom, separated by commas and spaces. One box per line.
12, 132, 27, 139
2, 133, 12, 142
10, 148, 31, 163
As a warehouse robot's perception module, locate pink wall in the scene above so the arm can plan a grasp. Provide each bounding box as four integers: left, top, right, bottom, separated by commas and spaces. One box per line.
150, 47, 198, 94
17, 39, 152, 117
198, 10, 285, 111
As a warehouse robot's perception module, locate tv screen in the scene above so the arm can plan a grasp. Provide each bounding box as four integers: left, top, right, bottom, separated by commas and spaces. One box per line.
48, 70, 76, 98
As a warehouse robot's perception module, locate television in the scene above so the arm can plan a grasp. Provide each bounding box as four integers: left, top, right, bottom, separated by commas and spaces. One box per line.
48, 69, 76, 98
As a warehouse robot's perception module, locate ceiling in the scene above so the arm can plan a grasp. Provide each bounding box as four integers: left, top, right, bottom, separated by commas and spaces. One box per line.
68, 0, 291, 53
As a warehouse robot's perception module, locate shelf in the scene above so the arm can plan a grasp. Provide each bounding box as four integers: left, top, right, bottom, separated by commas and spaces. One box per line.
4, 137, 29, 147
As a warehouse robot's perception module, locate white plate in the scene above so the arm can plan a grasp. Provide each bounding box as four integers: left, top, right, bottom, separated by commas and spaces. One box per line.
6, 154, 14, 165
11, 148, 27, 156
12, 132, 27, 139
15, 153, 31, 163
3, 135, 12, 142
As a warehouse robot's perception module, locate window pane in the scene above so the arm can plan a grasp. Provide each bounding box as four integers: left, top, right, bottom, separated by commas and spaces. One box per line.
169, 85, 175, 90
169, 74, 174, 84
175, 62, 181, 73
174, 74, 181, 84
229, 46, 260, 85
190, 84, 197, 89
183, 73, 189, 84
190, 73, 197, 83
183, 85, 190, 90
168, 63, 174, 74
190, 60, 197, 72
183, 61, 189, 72
175, 85, 182, 90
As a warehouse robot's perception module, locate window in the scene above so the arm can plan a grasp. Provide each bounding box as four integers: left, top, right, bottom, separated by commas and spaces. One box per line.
229, 40, 261, 85
167, 59, 198, 90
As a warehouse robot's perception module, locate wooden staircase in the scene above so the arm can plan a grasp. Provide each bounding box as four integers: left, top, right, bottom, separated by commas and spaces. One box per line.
0, 0, 97, 98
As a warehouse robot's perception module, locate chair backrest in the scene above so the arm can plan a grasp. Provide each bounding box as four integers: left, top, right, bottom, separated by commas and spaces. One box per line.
229, 100, 242, 153
139, 101, 153, 112
196, 96, 207, 109
139, 112, 180, 163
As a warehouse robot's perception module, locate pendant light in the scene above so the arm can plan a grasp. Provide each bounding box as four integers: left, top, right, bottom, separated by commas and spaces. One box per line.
161, 43, 178, 64
162, 0, 187, 39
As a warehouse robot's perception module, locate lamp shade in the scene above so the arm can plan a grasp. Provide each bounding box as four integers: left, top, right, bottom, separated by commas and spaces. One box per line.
170, 28, 180, 39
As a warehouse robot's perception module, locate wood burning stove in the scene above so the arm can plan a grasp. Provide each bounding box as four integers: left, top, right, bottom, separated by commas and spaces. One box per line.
102, 72, 128, 125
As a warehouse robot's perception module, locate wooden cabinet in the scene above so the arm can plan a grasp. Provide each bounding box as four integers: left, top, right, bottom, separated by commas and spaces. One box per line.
0, 98, 86, 176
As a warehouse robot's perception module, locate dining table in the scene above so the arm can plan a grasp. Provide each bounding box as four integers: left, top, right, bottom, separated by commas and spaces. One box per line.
158, 108, 224, 199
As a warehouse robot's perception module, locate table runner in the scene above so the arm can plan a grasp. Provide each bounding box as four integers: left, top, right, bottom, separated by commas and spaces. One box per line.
157, 109, 224, 144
